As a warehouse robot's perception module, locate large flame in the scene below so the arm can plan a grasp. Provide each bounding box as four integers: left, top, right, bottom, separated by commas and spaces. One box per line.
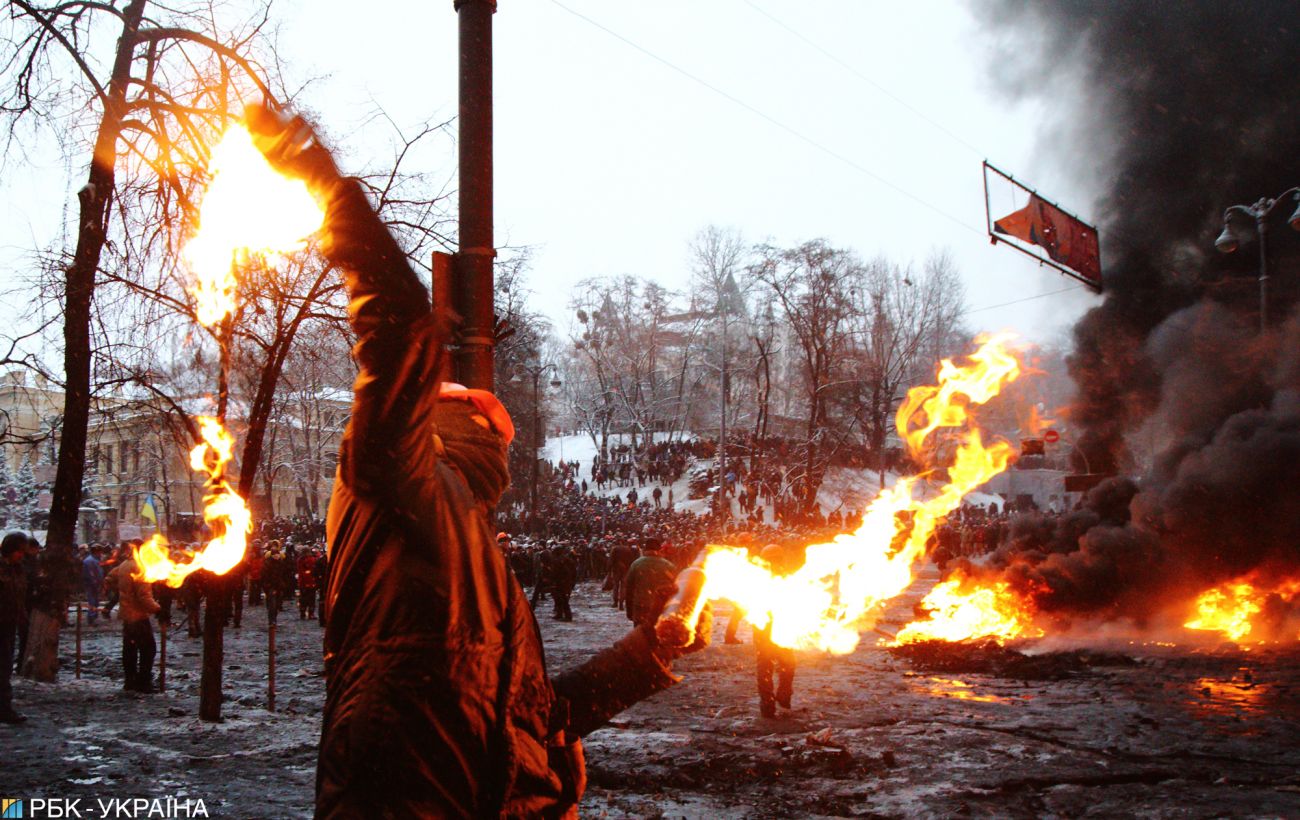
1183, 578, 1300, 643
696, 334, 1023, 653
896, 331, 1020, 456
184, 124, 324, 326
134, 120, 317, 585
894, 576, 1042, 644
134, 417, 252, 587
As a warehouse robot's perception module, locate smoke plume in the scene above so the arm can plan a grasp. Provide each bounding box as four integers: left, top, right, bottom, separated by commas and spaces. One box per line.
968, 1, 1300, 624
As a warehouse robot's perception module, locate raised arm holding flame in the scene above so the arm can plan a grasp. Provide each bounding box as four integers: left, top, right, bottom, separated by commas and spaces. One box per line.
234, 103, 713, 818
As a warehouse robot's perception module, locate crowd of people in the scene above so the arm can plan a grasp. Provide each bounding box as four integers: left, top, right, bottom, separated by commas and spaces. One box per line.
928, 501, 1017, 569
0, 454, 1030, 726
0, 515, 333, 722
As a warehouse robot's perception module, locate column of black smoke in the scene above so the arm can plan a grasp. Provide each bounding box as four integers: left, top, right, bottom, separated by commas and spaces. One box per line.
960, 1, 1300, 633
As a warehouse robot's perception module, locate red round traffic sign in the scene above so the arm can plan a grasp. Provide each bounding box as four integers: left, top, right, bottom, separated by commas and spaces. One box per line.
1043, 429, 1060, 443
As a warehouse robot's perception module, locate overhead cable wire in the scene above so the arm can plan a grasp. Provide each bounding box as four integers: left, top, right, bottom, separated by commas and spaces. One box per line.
742, 0, 987, 160
546, 0, 985, 238
960, 284, 1087, 316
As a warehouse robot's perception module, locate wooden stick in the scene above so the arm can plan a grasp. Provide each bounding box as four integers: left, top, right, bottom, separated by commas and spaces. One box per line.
159, 619, 167, 692
75, 603, 82, 680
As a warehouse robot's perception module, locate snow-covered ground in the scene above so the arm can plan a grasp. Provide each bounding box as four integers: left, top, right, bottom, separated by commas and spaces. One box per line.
6, 585, 1300, 818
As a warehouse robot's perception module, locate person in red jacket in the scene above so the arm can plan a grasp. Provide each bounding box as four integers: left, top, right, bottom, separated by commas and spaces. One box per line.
246, 104, 711, 818
295, 549, 318, 621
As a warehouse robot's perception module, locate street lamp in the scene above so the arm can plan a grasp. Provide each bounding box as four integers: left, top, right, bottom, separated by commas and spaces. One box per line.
1213, 187, 1300, 333
518, 360, 560, 532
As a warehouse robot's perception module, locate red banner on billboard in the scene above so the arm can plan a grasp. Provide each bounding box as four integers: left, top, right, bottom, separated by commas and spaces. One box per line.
983, 162, 1103, 292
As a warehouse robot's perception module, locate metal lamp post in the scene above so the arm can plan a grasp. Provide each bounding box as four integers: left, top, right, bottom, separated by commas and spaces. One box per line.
520, 361, 560, 532
1214, 187, 1300, 333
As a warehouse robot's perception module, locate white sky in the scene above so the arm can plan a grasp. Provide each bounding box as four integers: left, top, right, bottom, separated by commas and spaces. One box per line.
1, 0, 1103, 351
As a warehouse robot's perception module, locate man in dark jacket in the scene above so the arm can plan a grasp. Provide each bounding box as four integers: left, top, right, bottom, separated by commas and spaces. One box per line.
623, 541, 678, 629
551, 549, 576, 622
262, 545, 291, 615
608, 541, 640, 610
247, 105, 710, 818
1, 533, 29, 722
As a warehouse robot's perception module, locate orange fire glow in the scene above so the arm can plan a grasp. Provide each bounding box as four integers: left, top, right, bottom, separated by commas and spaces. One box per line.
894, 577, 1042, 645
134, 120, 316, 586
1183, 579, 1300, 643
896, 331, 1021, 456
184, 124, 324, 326
1024, 403, 1057, 437
695, 334, 1023, 653
134, 416, 252, 587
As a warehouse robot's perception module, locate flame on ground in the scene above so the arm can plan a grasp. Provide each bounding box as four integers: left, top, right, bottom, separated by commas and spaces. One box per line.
894, 577, 1043, 645
696, 334, 1023, 653
1183, 578, 1300, 643
184, 124, 324, 326
134, 417, 252, 587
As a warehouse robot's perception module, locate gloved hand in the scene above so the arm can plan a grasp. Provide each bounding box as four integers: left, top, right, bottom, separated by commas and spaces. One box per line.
650, 601, 712, 664
241, 101, 427, 312
242, 102, 342, 192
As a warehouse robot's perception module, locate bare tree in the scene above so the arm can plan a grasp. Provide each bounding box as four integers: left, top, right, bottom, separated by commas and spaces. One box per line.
492, 251, 557, 519
837, 251, 967, 486
751, 239, 859, 511
1, 0, 283, 683
271, 321, 354, 517
687, 226, 752, 510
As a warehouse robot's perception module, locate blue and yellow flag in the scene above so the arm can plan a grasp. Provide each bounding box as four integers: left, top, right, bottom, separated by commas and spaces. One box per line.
140, 493, 158, 525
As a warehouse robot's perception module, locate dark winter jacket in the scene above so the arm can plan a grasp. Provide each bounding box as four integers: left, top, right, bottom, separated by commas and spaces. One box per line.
0, 558, 26, 625
623, 555, 678, 626
260, 116, 684, 819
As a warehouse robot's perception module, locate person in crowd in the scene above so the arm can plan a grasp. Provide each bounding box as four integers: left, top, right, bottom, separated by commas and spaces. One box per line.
551, 547, 577, 622
608, 540, 639, 611
754, 544, 798, 718
106, 549, 161, 693
246, 541, 265, 605
181, 567, 204, 638
226, 556, 246, 629
0, 533, 28, 723
263, 543, 291, 615
530, 548, 554, 612
312, 548, 329, 625
296, 548, 319, 620
622, 539, 678, 629
82, 545, 104, 625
